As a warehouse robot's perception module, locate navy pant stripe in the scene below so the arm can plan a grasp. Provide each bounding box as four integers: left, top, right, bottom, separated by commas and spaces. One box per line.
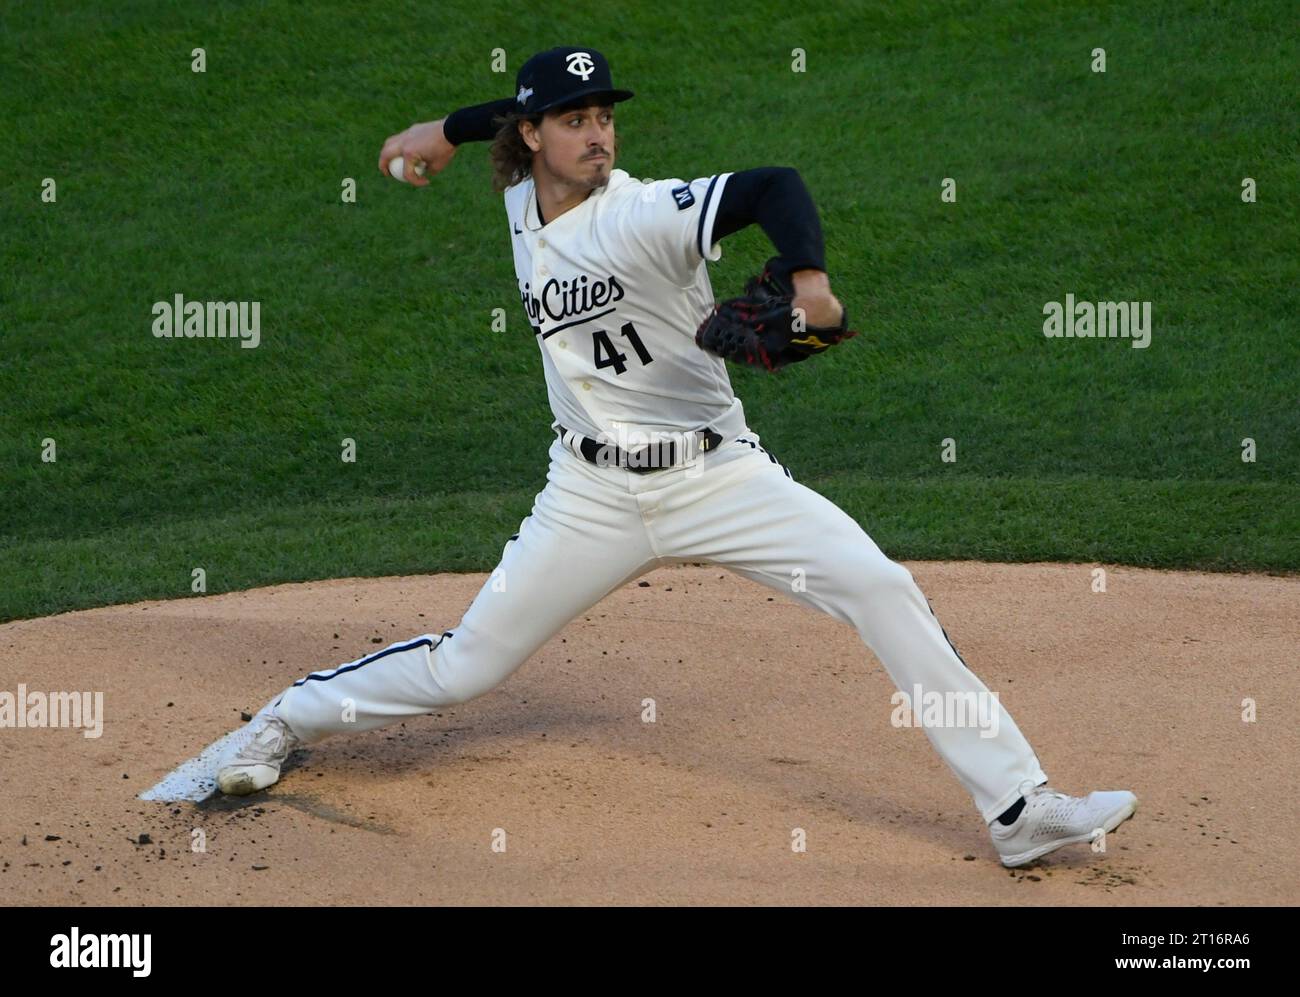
289, 633, 447, 689
735, 437, 795, 482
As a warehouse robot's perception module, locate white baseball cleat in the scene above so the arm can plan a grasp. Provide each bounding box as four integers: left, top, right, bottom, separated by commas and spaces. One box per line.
216, 713, 302, 796
990, 781, 1138, 868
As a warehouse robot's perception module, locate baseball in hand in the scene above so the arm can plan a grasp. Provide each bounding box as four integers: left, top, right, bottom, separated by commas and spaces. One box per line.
388, 156, 427, 182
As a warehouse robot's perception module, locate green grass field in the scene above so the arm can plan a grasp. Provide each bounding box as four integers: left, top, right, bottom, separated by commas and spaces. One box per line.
2, 1, 1296, 623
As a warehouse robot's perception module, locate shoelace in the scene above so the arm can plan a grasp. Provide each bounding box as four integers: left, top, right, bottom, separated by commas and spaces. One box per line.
243, 720, 292, 761
1020, 781, 1080, 811
1021, 783, 1090, 836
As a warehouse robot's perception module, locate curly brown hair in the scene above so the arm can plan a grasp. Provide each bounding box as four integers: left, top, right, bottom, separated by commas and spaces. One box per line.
488, 108, 543, 194
489, 99, 622, 194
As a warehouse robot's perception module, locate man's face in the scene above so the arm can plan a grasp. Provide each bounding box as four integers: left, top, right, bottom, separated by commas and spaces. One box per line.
527, 102, 616, 189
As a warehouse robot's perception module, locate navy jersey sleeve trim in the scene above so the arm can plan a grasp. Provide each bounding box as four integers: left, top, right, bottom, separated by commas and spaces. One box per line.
695, 174, 724, 261
711, 166, 827, 275
444, 97, 519, 146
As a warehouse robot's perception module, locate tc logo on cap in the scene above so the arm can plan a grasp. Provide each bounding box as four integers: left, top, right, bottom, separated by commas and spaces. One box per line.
565, 51, 596, 81
512, 46, 633, 115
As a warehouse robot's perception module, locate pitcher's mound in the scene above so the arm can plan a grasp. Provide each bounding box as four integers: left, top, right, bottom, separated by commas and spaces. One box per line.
1, 561, 1294, 905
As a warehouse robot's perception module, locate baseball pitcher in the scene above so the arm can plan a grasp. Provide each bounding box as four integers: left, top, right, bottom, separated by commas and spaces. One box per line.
216, 46, 1137, 868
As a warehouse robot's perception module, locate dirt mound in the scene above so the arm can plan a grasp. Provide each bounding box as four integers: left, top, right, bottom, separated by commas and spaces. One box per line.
2, 561, 1294, 905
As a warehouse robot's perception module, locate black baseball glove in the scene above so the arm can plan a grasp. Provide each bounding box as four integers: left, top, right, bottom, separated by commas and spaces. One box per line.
695, 256, 858, 372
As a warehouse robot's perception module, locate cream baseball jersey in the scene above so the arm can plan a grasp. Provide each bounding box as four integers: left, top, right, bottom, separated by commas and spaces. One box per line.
504, 168, 751, 447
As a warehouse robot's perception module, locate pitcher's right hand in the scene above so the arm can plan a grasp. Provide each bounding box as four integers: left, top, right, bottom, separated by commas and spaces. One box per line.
378, 119, 457, 187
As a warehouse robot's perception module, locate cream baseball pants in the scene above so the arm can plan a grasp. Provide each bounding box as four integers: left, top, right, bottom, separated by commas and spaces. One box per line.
272, 431, 1047, 823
